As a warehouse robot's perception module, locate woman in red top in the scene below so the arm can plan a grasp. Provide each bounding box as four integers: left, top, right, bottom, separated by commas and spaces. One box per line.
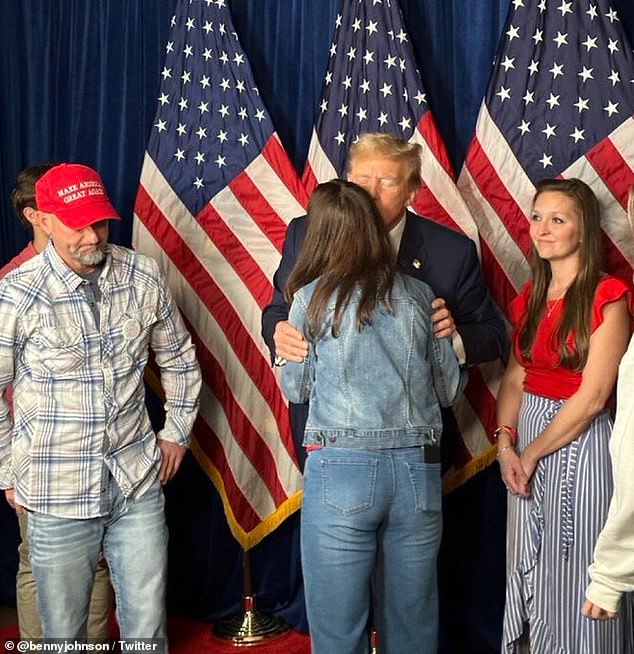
495, 178, 633, 652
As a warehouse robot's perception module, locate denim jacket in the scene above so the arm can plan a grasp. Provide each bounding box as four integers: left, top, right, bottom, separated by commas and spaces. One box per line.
281, 274, 467, 449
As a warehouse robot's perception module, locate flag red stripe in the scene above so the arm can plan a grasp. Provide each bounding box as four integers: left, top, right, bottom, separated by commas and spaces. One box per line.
412, 188, 468, 236
451, 365, 501, 469
301, 163, 319, 195
417, 113, 457, 179
586, 139, 634, 207
583, 142, 634, 279
227, 172, 291, 254
463, 367, 498, 441
261, 136, 311, 209
193, 415, 263, 532
466, 140, 533, 257
135, 187, 296, 455
184, 316, 296, 505
145, 358, 272, 533
599, 237, 631, 283
480, 236, 521, 316
196, 201, 273, 309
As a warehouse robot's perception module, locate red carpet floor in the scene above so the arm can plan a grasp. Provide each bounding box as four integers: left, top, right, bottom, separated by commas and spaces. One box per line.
0, 615, 311, 653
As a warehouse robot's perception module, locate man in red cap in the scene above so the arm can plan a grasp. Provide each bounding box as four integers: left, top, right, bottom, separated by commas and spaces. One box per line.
1, 163, 114, 642
0, 163, 201, 647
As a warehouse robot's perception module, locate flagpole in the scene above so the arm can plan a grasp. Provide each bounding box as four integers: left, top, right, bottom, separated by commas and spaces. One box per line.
213, 548, 289, 645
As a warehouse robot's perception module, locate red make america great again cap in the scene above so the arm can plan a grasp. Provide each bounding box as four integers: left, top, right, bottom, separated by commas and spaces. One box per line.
35, 163, 122, 229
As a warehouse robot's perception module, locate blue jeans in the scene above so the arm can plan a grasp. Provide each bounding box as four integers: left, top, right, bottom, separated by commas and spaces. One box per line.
301, 447, 442, 654
28, 477, 168, 642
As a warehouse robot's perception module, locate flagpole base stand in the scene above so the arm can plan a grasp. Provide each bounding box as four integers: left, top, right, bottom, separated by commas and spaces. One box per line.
213, 595, 289, 646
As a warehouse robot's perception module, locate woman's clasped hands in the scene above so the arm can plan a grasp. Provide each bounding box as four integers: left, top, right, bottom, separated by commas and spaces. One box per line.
498, 445, 537, 497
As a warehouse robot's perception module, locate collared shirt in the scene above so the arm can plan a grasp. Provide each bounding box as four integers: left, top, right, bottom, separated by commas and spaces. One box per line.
0, 242, 201, 518
0, 242, 40, 412
388, 215, 407, 254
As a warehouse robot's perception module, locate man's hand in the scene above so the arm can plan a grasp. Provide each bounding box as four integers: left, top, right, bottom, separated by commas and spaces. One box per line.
582, 599, 618, 620
4, 488, 26, 514
431, 298, 456, 339
157, 439, 187, 484
273, 320, 309, 362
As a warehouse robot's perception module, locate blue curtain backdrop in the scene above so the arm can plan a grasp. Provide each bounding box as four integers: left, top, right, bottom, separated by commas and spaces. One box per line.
1, 1, 634, 651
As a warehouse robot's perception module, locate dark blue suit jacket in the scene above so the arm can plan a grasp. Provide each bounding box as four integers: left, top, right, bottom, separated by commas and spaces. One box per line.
261, 210, 508, 466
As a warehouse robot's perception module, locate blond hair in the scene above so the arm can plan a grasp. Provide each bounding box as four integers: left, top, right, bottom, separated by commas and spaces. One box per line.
347, 133, 422, 192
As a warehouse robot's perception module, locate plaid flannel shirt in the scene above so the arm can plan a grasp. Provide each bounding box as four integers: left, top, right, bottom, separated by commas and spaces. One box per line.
0, 242, 201, 518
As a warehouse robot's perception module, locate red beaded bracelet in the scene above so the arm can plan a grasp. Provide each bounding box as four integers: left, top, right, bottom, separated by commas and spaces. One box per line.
493, 425, 518, 444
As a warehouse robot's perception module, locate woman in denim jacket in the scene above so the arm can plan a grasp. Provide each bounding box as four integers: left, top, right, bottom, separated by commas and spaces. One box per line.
281, 179, 466, 654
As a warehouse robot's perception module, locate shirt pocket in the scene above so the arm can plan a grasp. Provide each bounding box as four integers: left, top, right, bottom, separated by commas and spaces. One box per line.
37, 325, 85, 374
119, 307, 158, 359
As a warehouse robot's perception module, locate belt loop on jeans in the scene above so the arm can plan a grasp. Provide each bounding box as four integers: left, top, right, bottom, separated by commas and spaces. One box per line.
422, 442, 440, 463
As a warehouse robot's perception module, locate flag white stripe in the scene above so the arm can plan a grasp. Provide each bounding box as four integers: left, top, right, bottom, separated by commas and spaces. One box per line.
210, 185, 283, 281
474, 105, 536, 216
458, 166, 531, 293
305, 131, 339, 183
562, 156, 634, 268
610, 117, 634, 175
244, 154, 306, 225
410, 130, 481, 248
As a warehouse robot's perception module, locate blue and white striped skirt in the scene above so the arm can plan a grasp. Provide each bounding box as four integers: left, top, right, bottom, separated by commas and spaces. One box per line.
503, 392, 634, 653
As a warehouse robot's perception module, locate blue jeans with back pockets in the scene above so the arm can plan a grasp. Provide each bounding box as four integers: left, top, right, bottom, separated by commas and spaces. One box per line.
301, 446, 442, 654
28, 476, 168, 645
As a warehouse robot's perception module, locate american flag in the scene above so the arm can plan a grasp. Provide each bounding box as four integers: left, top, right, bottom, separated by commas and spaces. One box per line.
459, 0, 634, 315
132, 0, 307, 550
304, 0, 479, 243
304, 0, 503, 491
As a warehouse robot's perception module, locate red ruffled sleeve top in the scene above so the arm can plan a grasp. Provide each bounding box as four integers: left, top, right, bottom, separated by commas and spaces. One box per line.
510, 276, 631, 401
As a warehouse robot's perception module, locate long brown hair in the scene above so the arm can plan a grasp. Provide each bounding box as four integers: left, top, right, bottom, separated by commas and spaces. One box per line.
519, 178, 602, 370
285, 179, 396, 340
